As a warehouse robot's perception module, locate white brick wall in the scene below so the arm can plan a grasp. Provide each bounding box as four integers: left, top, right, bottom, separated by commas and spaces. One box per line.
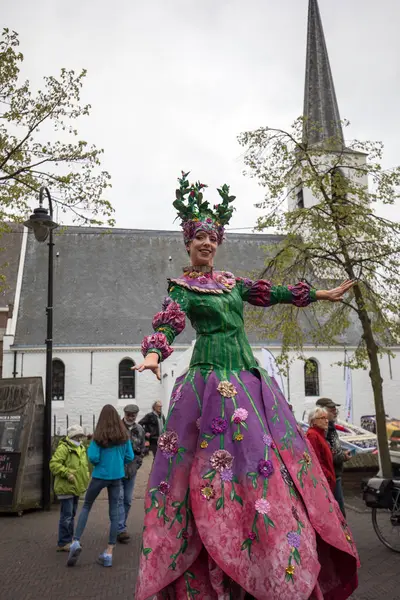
3, 344, 400, 434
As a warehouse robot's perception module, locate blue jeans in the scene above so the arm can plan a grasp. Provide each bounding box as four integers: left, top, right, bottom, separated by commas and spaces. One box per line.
334, 476, 346, 517
58, 496, 79, 546
118, 475, 137, 534
74, 478, 121, 545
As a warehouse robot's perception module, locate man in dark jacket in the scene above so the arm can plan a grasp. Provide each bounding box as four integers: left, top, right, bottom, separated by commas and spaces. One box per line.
117, 404, 145, 543
316, 398, 351, 517
139, 401, 165, 459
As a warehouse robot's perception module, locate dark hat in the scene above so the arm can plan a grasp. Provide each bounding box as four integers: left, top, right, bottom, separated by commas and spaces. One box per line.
124, 403, 139, 414
316, 398, 340, 409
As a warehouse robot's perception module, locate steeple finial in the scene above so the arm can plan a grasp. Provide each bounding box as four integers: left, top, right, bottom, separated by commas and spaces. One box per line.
303, 0, 344, 147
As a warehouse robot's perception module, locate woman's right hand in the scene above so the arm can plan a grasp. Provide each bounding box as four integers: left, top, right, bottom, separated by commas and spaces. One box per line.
132, 353, 161, 381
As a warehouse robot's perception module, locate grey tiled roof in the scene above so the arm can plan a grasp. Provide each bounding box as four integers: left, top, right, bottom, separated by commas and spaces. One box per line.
14, 227, 361, 348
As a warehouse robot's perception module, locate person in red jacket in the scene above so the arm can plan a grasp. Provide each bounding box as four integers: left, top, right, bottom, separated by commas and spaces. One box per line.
306, 407, 336, 491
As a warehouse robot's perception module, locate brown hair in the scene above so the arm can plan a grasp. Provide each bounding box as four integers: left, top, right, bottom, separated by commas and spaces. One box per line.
93, 404, 128, 448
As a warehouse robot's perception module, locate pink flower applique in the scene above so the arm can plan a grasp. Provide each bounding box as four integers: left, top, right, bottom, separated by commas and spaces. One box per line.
210, 449, 234, 472
158, 431, 179, 458
255, 498, 271, 515
233, 408, 248, 424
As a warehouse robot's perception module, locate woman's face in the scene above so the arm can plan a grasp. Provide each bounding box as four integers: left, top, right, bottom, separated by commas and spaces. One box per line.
187, 230, 218, 266
313, 414, 329, 432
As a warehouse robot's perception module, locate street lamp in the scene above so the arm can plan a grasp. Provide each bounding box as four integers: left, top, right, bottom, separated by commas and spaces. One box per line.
24, 187, 58, 511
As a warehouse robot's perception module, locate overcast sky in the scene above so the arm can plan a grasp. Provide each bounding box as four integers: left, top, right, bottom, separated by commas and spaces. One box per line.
5, 0, 400, 231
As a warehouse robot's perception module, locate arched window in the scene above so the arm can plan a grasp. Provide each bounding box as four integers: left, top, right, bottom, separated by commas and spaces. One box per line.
119, 358, 135, 399
304, 359, 320, 397
52, 359, 65, 401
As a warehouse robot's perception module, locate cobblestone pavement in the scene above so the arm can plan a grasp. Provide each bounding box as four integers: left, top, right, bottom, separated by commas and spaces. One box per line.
1, 457, 399, 599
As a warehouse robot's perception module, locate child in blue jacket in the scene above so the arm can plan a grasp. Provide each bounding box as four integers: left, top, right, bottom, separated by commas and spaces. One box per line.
67, 404, 134, 567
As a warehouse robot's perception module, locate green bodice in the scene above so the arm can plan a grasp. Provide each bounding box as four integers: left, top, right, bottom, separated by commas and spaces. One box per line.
169, 282, 257, 371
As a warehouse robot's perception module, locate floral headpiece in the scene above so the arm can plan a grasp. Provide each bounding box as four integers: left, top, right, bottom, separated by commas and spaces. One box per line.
173, 171, 236, 245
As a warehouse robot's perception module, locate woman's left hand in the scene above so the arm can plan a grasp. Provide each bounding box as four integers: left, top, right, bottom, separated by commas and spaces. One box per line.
316, 280, 355, 302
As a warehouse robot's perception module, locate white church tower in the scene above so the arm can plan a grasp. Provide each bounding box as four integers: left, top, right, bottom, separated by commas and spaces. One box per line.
290, 0, 368, 214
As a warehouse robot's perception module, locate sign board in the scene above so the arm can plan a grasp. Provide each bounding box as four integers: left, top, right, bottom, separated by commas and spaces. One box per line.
0, 415, 23, 452
0, 452, 20, 506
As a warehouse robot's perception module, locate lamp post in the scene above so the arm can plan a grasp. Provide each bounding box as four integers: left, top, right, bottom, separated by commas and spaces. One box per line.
24, 187, 58, 511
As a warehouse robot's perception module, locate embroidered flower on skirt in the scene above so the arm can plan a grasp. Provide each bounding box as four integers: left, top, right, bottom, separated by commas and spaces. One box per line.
200, 483, 215, 500
258, 459, 274, 478
232, 408, 249, 423
200, 440, 208, 449
303, 451, 311, 465
158, 481, 171, 495
286, 565, 295, 576
255, 498, 271, 515
287, 532, 301, 549
262, 433, 273, 447
220, 468, 233, 482
217, 381, 237, 398
158, 431, 179, 458
280, 465, 293, 487
234, 433, 244, 442
211, 417, 228, 435
248, 531, 257, 541
210, 449, 234, 472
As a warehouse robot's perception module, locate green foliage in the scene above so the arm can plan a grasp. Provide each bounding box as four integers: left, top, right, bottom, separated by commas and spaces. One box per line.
238, 117, 400, 369
173, 170, 235, 226
0, 28, 113, 225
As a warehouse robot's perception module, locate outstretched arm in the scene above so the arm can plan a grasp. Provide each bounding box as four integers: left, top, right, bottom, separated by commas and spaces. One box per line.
133, 286, 188, 380
237, 277, 353, 307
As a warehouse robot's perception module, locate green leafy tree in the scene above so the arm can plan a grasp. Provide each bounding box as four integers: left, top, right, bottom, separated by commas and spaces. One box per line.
0, 28, 113, 225
238, 117, 400, 477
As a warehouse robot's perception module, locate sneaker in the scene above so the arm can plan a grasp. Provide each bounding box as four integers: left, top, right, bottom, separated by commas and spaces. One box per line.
57, 543, 71, 552
96, 552, 112, 567
67, 540, 82, 567
117, 531, 130, 543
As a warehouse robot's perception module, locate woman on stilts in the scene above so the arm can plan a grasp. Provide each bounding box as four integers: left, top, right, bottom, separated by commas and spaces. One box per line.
134, 172, 359, 599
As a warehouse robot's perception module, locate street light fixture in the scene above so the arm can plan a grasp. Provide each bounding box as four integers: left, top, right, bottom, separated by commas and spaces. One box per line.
24, 187, 58, 511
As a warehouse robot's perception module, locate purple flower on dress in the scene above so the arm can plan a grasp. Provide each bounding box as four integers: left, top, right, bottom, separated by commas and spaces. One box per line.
232, 408, 249, 423
220, 468, 233, 482
158, 481, 170, 495
258, 459, 274, 478
158, 431, 179, 458
248, 532, 257, 541
255, 498, 271, 515
243, 278, 253, 287
211, 417, 228, 435
287, 532, 301, 549
262, 433, 273, 447
210, 450, 234, 472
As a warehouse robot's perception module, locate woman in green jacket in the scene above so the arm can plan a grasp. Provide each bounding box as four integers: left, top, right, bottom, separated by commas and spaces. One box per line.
50, 425, 90, 551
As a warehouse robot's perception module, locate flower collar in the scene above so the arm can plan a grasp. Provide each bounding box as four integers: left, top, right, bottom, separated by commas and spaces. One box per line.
169, 267, 236, 294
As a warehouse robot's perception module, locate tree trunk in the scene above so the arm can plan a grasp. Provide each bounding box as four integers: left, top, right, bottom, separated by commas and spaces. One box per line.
328, 196, 392, 478
351, 284, 392, 478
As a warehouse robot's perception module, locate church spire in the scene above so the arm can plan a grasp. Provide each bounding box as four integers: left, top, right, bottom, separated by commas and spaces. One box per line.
303, 0, 344, 147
